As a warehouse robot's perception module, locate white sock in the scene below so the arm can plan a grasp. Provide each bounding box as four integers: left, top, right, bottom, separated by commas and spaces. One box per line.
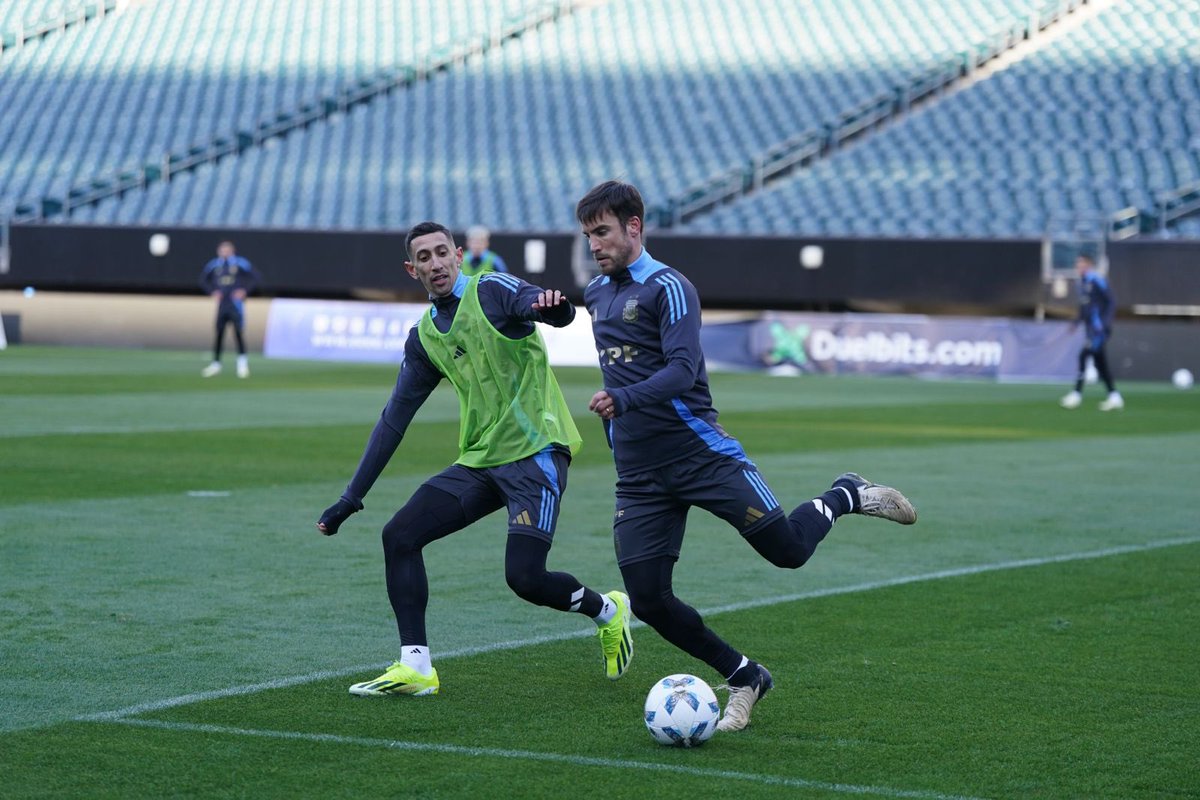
592, 594, 617, 625
237, 355, 248, 367
400, 645, 433, 676
837, 486, 855, 512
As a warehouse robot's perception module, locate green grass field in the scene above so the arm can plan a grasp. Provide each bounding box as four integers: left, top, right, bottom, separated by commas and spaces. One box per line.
2, 345, 1198, 799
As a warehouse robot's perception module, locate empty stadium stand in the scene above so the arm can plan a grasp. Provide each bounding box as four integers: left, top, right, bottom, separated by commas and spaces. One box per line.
2, 0, 1197, 238
684, 0, 1200, 238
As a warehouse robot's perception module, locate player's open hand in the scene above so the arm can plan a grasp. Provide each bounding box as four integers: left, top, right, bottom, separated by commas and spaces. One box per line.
589, 390, 617, 420
532, 289, 566, 310
317, 497, 360, 536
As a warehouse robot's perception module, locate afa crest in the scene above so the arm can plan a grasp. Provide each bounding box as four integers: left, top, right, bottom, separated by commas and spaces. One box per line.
622, 297, 639, 323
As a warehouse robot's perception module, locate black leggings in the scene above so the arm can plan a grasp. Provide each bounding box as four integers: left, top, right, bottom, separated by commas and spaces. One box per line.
619, 502, 834, 680
380, 484, 591, 647
213, 307, 246, 359
1075, 344, 1115, 393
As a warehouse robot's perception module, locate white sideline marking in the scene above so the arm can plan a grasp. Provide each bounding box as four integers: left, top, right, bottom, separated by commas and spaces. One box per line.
79, 535, 1200, 724
112, 718, 987, 800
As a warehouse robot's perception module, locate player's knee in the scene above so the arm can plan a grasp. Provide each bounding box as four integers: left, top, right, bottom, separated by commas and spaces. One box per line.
380, 516, 422, 559
504, 562, 545, 602
626, 585, 672, 627
746, 519, 810, 569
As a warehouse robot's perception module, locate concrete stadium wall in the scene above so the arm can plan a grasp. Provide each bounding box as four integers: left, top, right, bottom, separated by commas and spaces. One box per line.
3, 289, 1196, 384
0, 290, 268, 351
6, 223, 1200, 311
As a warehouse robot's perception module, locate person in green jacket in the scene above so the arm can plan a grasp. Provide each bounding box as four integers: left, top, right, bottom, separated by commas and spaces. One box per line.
461, 225, 509, 276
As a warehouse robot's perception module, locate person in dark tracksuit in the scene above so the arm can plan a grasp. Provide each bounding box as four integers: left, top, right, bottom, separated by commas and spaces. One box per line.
199, 240, 259, 378
1060, 253, 1123, 411
576, 180, 918, 733
315, 221, 632, 698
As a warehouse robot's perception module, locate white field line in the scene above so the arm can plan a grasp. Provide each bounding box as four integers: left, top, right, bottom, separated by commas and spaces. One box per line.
77, 535, 1200, 724
113, 717, 987, 800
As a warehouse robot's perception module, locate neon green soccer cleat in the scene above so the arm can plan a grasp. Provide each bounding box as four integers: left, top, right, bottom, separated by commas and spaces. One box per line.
597, 590, 633, 680
349, 662, 440, 697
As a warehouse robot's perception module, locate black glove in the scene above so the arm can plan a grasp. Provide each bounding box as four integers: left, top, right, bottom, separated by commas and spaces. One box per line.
317, 497, 362, 536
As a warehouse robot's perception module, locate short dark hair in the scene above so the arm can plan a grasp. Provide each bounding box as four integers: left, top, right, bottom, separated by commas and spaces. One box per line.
405, 221, 454, 259
575, 181, 644, 228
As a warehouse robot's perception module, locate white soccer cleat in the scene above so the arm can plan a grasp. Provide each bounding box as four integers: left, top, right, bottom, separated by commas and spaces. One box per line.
837, 473, 917, 525
236, 358, 250, 379
1059, 390, 1082, 409
201, 362, 222, 378
1099, 392, 1124, 411
716, 664, 773, 732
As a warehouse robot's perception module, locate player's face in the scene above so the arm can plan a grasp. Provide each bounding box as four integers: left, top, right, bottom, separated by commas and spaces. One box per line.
581, 210, 641, 276
405, 231, 462, 297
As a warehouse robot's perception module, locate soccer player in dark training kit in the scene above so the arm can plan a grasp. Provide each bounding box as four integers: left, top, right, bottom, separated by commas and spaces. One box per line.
576, 181, 918, 732
317, 221, 632, 697
1059, 253, 1123, 411
199, 240, 258, 378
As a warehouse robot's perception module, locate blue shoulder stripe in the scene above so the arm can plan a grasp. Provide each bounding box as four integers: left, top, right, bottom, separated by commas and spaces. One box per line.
655, 274, 688, 325
480, 272, 521, 293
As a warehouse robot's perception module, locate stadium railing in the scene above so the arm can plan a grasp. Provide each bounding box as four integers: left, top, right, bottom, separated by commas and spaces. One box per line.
0, 1, 119, 55
1154, 180, 1200, 235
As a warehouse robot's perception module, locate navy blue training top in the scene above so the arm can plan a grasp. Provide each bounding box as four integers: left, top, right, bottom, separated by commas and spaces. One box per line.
1079, 270, 1115, 335
584, 248, 743, 476
199, 255, 258, 308
341, 271, 574, 506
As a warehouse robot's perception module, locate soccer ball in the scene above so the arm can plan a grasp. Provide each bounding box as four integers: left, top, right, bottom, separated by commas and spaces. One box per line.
1172, 368, 1194, 389
643, 674, 720, 747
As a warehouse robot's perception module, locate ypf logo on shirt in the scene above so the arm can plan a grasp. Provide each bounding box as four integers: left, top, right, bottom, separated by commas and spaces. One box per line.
622, 297, 639, 323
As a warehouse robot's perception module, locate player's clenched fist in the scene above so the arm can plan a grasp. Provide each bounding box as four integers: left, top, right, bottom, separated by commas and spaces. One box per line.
317, 496, 362, 535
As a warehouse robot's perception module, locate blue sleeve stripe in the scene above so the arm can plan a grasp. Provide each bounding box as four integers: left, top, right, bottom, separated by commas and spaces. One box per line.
654, 276, 676, 324
743, 470, 781, 511
670, 398, 750, 463
655, 275, 688, 325
481, 273, 520, 293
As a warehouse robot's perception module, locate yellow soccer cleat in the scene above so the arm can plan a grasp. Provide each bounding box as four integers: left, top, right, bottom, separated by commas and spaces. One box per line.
349, 661, 440, 697
597, 590, 633, 680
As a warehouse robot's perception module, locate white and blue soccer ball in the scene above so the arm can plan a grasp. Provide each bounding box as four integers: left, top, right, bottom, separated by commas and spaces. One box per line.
643, 674, 720, 747
1172, 368, 1194, 390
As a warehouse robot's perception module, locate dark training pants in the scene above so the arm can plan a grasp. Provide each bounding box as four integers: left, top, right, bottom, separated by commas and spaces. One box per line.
212, 306, 246, 360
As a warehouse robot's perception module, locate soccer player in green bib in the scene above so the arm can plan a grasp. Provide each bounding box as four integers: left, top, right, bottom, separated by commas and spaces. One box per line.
318, 222, 632, 697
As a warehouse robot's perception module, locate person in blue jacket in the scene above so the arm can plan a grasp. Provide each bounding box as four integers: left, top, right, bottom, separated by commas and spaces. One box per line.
199, 240, 259, 378
1060, 253, 1123, 411
576, 180, 917, 734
